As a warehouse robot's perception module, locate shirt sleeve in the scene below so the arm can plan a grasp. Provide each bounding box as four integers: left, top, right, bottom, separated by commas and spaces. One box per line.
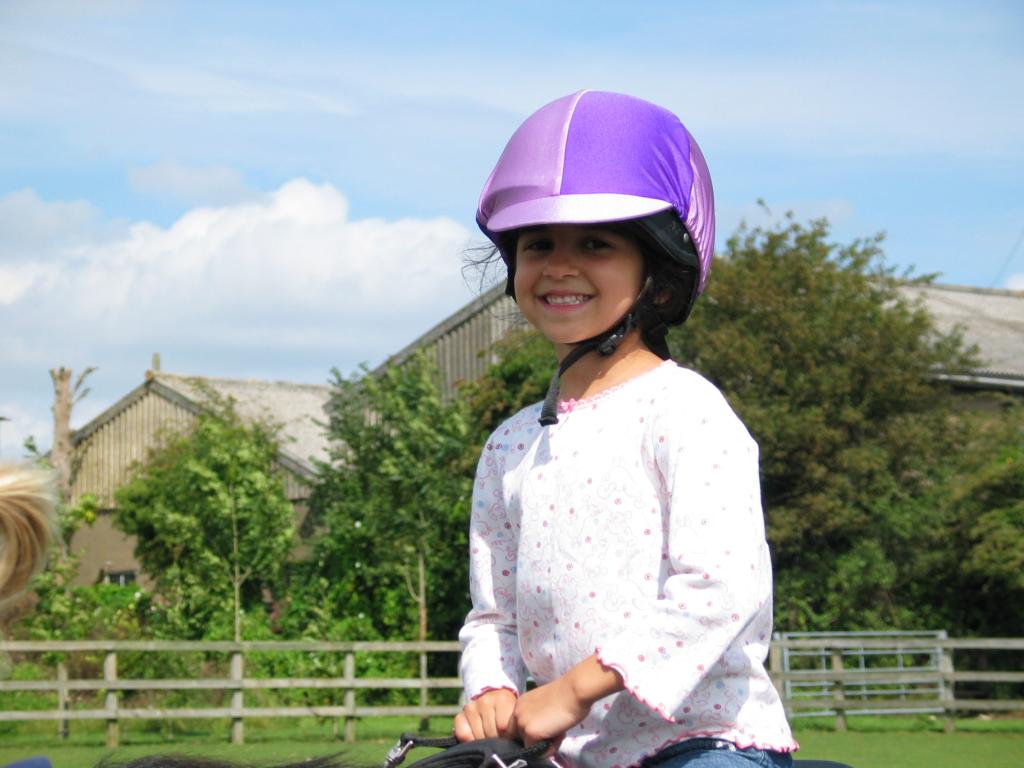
458, 433, 529, 699
594, 380, 774, 721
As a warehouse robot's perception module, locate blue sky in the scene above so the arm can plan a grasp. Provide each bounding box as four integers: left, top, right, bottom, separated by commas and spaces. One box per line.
1, 0, 1022, 459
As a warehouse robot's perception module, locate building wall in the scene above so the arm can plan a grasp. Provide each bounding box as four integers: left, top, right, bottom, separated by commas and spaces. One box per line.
71, 386, 194, 508
72, 512, 150, 589
69, 384, 313, 586
433, 294, 521, 394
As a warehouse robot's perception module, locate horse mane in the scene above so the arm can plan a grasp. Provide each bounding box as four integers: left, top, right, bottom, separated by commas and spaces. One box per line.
0, 463, 57, 605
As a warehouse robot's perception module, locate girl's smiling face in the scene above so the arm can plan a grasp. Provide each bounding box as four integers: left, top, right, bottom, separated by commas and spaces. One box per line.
513, 224, 645, 357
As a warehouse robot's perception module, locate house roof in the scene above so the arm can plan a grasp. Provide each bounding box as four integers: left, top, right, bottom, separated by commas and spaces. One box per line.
900, 283, 1024, 390
376, 284, 516, 373
72, 372, 333, 478
153, 373, 334, 472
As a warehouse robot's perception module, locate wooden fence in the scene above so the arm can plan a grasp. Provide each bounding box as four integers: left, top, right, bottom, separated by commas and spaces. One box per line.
0, 640, 464, 747
0, 637, 1021, 746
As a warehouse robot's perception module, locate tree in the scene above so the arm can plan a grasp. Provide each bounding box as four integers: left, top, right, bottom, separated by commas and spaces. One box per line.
669, 213, 980, 630
459, 328, 557, 445
927, 410, 1024, 636
114, 393, 295, 640
309, 351, 472, 646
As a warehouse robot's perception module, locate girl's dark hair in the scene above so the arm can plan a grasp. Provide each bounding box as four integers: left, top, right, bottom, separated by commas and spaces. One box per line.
617, 217, 699, 319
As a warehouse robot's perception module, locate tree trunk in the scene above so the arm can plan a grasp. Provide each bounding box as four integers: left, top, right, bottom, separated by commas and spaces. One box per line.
417, 550, 428, 732
232, 504, 242, 643
49, 367, 73, 505
49, 365, 95, 513
47, 365, 94, 611
417, 551, 427, 643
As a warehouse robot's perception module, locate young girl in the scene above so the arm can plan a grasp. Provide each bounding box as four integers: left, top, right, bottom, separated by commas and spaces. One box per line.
454, 91, 798, 768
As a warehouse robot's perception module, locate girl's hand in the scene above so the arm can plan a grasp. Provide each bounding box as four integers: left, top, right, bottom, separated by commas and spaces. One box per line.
454, 688, 518, 741
509, 655, 624, 748
506, 676, 587, 749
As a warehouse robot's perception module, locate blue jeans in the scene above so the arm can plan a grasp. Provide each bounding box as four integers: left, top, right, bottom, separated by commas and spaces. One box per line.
643, 738, 793, 768
3, 758, 53, 768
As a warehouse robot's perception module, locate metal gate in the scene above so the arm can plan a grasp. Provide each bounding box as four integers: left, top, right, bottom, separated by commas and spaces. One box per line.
775, 630, 949, 717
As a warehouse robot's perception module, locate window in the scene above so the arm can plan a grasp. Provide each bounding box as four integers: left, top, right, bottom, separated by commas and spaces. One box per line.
104, 570, 136, 587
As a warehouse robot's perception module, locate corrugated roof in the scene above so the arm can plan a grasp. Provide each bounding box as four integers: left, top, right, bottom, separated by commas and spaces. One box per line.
901, 283, 1024, 380
377, 284, 518, 373
151, 373, 333, 473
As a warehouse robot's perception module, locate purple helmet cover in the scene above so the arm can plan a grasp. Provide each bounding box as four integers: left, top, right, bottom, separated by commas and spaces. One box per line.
477, 90, 715, 294
562, 92, 693, 210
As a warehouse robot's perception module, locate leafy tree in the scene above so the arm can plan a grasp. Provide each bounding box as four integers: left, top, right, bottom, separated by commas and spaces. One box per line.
669, 213, 979, 630
459, 328, 557, 445
927, 410, 1024, 636
114, 393, 295, 640
309, 351, 472, 646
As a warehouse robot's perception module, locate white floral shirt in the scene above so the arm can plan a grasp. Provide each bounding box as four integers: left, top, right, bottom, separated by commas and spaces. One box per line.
459, 361, 797, 768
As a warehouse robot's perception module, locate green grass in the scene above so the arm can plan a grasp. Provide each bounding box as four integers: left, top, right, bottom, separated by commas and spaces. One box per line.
0, 716, 430, 768
1, 716, 1022, 768
794, 730, 1024, 767
792, 715, 1024, 767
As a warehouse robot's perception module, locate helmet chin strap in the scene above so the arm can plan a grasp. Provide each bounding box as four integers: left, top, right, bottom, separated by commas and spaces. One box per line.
538, 277, 655, 426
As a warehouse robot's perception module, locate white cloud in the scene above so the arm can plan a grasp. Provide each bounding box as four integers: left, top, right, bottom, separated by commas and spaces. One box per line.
0, 189, 129, 304
0, 189, 117, 262
128, 161, 257, 207
0, 263, 54, 306
0, 401, 50, 461
2, 179, 475, 348
70, 180, 471, 324
1006, 274, 1024, 291
1, 179, 477, 458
